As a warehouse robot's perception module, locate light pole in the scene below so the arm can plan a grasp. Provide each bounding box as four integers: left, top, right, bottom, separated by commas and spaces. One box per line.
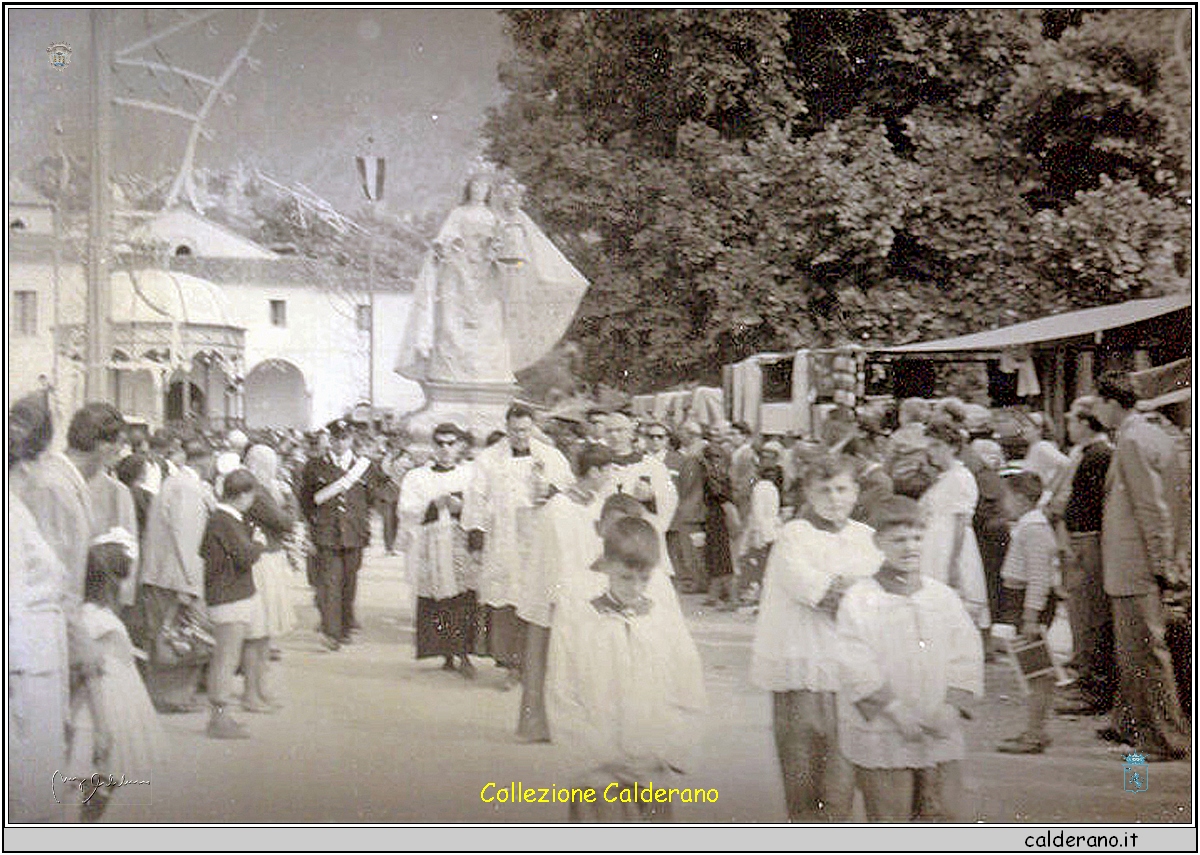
85, 8, 113, 402
51, 125, 68, 406
368, 208, 376, 412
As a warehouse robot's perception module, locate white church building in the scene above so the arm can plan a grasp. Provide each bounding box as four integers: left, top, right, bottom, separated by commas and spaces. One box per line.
9, 184, 422, 432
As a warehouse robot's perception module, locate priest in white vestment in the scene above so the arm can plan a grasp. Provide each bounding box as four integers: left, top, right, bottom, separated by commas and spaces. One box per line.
399, 422, 477, 676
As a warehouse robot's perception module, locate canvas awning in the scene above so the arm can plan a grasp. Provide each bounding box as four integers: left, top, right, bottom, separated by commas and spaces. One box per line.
881, 294, 1191, 354
1131, 357, 1191, 410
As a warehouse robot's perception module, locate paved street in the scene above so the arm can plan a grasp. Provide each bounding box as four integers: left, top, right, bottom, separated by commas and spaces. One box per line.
92, 541, 1191, 825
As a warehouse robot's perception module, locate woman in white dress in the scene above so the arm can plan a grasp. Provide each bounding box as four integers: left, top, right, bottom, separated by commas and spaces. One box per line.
9, 393, 71, 822
918, 421, 991, 631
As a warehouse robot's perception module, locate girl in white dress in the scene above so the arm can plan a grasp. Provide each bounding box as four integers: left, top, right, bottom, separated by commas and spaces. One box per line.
70, 531, 164, 821
919, 420, 991, 630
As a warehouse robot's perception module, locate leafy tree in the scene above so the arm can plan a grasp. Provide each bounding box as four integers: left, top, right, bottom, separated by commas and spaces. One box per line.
485, 9, 1190, 392
1003, 9, 1192, 299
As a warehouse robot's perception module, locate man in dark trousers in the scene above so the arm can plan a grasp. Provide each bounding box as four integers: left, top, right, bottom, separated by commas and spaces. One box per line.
666, 420, 708, 594
1045, 396, 1115, 716
1095, 371, 1189, 761
299, 419, 388, 650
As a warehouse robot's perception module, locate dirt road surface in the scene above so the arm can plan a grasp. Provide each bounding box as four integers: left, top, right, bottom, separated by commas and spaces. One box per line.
93, 543, 1191, 826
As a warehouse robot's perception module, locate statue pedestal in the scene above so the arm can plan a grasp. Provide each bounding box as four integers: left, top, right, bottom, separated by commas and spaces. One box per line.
406, 379, 519, 443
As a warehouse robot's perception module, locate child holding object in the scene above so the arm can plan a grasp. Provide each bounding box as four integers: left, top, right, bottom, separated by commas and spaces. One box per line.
545, 515, 707, 822
836, 496, 984, 822
995, 470, 1060, 755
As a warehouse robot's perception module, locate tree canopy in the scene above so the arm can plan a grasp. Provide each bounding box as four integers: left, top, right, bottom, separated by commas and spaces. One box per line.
484, 9, 1191, 391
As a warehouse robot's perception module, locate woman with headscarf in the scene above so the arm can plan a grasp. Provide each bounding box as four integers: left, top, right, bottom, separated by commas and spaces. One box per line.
8, 392, 72, 821
243, 443, 299, 706
1022, 439, 1069, 504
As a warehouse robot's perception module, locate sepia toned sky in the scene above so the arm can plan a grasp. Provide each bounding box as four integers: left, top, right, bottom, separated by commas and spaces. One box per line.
7, 8, 510, 213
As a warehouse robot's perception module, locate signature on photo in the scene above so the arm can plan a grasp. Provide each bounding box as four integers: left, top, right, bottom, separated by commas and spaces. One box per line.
51, 770, 151, 804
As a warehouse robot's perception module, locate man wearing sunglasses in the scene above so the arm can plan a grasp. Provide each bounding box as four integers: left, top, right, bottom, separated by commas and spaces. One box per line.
399, 422, 478, 677
641, 421, 671, 464
604, 412, 678, 543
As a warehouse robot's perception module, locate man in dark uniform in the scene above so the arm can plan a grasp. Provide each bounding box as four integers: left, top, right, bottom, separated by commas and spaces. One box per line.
298, 418, 388, 650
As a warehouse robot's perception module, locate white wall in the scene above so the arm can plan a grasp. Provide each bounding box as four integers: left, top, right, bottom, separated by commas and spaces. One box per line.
9, 204, 67, 405
222, 281, 359, 426
8, 257, 87, 443
9, 239, 423, 431
223, 283, 422, 427
8, 259, 84, 393
9, 260, 58, 397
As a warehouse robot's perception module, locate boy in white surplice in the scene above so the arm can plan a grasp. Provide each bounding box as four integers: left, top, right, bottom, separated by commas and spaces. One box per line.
750, 454, 882, 822
546, 515, 707, 822
836, 496, 983, 821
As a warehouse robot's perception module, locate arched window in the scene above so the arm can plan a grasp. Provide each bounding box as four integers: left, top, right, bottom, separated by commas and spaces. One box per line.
174, 244, 193, 257
165, 381, 206, 422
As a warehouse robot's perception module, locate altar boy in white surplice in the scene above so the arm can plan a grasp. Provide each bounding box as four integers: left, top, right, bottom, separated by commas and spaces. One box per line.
546, 516, 707, 822
750, 454, 882, 822
517, 443, 614, 741
537, 444, 615, 624
836, 496, 983, 822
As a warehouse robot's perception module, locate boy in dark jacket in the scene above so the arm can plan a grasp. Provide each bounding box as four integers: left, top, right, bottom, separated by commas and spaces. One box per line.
201, 469, 264, 739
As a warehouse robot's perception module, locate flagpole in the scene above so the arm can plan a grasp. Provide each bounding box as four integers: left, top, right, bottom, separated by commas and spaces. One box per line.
368, 203, 376, 412
356, 152, 384, 417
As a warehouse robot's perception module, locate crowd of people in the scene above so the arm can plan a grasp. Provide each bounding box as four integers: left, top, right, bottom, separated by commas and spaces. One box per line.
8, 363, 1191, 823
